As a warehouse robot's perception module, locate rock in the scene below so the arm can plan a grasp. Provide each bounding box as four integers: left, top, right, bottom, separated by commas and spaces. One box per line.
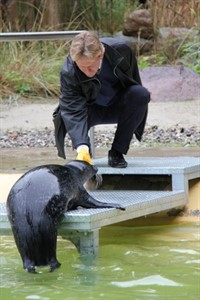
140, 66, 200, 102
123, 9, 154, 39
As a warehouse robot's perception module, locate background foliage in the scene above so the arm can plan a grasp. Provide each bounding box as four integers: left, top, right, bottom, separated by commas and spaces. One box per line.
1, 0, 199, 33
0, 0, 199, 98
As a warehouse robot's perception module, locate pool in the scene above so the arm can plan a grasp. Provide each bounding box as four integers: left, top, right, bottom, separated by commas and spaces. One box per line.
1, 223, 199, 300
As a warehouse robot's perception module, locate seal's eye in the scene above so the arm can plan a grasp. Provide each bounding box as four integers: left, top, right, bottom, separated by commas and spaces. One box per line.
92, 165, 98, 173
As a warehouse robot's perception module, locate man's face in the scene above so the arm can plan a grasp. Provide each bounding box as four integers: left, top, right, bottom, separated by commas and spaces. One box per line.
75, 55, 103, 78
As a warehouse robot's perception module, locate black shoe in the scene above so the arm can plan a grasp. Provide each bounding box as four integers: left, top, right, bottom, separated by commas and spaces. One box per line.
108, 149, 128, 168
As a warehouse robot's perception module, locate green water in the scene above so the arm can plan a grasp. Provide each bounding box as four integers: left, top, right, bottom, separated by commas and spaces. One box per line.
0, 224, 199, 300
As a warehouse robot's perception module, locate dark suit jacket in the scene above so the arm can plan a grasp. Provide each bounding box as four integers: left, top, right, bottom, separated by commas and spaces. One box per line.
53, 37, 145, 159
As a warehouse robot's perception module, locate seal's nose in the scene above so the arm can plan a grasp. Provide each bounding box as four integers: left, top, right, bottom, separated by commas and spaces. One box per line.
84, 173, 103, 190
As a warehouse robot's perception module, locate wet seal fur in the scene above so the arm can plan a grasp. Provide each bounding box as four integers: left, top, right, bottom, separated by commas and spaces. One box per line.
6, 160, 125, 273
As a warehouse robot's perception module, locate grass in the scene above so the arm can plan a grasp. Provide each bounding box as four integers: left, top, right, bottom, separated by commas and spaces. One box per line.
138, 35, 200, 70
0, 41, 70, 99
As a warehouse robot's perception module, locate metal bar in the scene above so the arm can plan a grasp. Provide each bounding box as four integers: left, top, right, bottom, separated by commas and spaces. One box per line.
89, 127, 95, 158
0, 31, 83, 42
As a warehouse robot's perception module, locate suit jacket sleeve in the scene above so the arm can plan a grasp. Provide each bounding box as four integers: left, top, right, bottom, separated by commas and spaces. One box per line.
59, 66, 90, 149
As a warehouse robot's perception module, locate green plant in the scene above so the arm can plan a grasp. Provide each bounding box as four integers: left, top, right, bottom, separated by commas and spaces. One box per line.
181, 38, 200, 73
15, 83, 33, 95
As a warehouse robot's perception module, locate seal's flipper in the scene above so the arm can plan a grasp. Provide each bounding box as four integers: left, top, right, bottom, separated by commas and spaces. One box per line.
82, 192, 125, 211
23, 258, 36, 274
49, 259, 61, 272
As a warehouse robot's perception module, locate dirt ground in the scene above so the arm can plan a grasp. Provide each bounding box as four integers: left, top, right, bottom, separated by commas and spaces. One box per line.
0, 98, 200, 131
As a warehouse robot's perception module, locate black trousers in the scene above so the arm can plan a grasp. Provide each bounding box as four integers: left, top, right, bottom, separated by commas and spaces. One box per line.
87, 85, 150, 154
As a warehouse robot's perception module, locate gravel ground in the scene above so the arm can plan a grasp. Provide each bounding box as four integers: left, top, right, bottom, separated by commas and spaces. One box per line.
0, 123, 199, 150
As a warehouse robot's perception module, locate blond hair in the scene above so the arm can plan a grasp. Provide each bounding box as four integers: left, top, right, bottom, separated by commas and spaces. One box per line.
70, 31, 104, 61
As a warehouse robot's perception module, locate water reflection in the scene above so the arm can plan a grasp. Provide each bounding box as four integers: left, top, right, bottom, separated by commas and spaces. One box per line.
0, 224, 200, 300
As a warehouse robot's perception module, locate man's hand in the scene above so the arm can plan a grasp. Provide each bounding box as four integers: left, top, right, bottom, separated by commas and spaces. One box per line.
76, 145, 93, 165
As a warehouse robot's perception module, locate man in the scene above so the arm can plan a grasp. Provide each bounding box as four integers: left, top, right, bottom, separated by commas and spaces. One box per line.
54, 31, 150, 168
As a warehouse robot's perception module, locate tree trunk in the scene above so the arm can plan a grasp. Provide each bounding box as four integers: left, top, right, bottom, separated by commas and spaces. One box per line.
0, 0, 17, 31
40, 0, 60, 30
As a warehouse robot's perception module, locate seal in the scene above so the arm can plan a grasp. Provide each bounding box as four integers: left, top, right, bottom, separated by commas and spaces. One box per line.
6, 160, 124, 273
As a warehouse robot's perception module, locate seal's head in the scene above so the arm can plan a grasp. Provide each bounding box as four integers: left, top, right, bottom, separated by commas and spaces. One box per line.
66, 160, 97, 181
67, 160, 102, 190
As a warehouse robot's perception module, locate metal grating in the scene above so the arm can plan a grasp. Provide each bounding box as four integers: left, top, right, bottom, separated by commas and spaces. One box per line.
0, 190, 186, 232
61, 190, 186, 230
94, 156, 200, 176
